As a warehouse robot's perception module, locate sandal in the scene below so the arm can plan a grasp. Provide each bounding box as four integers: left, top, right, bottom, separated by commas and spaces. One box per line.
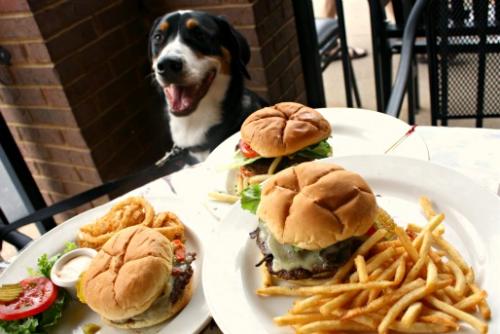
328, 46, 368, 60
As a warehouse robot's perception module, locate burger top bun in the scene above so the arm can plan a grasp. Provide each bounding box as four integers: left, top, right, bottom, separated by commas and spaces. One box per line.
82, 225, 173, 321
240, 102, 331, 157
257, 161, 377, 250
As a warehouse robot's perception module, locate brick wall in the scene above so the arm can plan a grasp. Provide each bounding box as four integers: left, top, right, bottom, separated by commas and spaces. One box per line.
0, 0, 306, 221
0, 0, 169, 220
144, 0, 307, 103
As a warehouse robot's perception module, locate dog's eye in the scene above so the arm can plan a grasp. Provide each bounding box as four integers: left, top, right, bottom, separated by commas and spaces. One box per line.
153, 33, 164, 43
191, 27, 205, 40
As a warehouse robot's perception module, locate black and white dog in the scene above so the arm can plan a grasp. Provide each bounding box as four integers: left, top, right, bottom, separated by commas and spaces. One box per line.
149, 10, 266, 162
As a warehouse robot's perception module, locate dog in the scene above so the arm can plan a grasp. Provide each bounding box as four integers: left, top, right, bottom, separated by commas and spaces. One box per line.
149, 10, 267, 163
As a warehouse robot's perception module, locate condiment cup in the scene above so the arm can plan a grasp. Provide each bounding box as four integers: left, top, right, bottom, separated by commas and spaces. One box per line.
50, 247, 97, 299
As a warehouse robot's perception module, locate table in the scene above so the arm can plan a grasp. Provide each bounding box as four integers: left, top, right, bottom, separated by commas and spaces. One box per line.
146, 124, 500, 333
4, 121, 500, 334
416, 126, 500, 195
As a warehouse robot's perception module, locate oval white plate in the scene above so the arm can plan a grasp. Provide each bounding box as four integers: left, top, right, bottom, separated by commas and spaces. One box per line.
203, 155, 500, 334
171, 108, 429, 220
0, 196, 211, 334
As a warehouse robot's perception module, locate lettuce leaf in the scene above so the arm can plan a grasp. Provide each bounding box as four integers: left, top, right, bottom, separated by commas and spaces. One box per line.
295, 140, 332, 159
28, 242, 77, 278
62, 242, 77, 254
36, 254, 59, 278
224, 150, 262, 170
0, 318, 38, 334
38, 291, 66, 329
1, 244, 74, 334
0, 292, 66, 334
241, 184, 261, 214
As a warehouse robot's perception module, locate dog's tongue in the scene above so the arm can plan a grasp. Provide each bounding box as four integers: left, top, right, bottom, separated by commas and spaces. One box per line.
164, 85, 195, 114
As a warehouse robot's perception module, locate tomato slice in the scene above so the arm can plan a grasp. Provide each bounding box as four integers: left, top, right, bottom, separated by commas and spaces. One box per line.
172, 239, 186, 262
366, 225, 376, 236
0, 277, 58, 321
239, 140, 259, 158
175, 247, 186, 262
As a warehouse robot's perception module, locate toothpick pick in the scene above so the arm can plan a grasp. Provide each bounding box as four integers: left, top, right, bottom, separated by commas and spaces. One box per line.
384, 125, 417, 154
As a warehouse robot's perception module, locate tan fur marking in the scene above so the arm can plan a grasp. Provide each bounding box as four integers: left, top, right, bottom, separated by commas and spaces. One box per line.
220, 47, 231, 75
159, 22, 169, 31
186, 18, 198, 29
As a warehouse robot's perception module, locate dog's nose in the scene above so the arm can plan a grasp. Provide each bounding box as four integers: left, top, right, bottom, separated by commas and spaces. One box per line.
157, 56, 183, 74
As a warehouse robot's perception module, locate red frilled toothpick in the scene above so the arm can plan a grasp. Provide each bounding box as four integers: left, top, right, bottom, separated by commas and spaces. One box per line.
384, 125, 417, 154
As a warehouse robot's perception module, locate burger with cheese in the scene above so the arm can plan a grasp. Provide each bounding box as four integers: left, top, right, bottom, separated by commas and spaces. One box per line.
78, 225, 195, 328
248, 161, 378, 280
230, 102, 332, 194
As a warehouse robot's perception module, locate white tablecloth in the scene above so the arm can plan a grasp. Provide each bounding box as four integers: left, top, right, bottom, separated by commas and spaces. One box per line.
4, 124, 500, 334
416, 126, 500, 195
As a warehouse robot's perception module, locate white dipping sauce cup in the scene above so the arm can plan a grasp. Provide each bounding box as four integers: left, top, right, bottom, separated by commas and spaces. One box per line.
50, 248, 97, 299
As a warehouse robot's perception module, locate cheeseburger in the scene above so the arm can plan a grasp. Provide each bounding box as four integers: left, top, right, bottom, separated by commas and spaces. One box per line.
231, 102, 332, 193
79, 225, 195, 329
249, 161, 378, 280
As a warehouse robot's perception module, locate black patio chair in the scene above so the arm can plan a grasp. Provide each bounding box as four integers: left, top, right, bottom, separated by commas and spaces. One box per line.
0, 112, 191, 251
385, 0, 500, 127
368, 0, 429, 124
426, 0, 500, 126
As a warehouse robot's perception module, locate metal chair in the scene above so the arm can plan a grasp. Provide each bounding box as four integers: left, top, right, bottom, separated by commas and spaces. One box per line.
368, 0, 426, 124
386, 0, 500, 127
384, 0, 426, 118
426, 0, 500, 126
0, 152, 190, 251
0, 111, 191, 251
316, 18, 341, 70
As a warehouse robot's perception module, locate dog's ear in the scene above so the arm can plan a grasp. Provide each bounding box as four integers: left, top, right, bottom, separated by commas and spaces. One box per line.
214, 16, 251, 80
148, 16, 162, 61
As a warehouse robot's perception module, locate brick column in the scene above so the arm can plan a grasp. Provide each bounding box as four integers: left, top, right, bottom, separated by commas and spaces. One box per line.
0, 0, 169, 220
144, 0, 307, 103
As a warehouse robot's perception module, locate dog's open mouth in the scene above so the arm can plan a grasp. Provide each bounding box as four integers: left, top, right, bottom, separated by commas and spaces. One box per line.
163, 71, 216, 116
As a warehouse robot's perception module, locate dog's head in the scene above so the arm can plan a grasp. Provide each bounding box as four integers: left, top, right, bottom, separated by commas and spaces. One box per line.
149, 10, 250, 117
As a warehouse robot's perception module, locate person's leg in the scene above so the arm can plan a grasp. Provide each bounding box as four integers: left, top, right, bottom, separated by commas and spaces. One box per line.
384, 0, 395, 22
324, 0, 337, 18
323, 0, 367, 60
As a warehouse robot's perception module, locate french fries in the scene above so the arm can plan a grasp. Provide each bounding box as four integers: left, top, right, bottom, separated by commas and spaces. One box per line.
400, 302, 422, 327
261, 264, 273, 288
257, 196, 491, 334
395, 226, 419, 262
354, 255, 368, 283
426, 296, 488, 333
419, 195, 437, 220
256, 280, 395, 297
207, 191, 239, 203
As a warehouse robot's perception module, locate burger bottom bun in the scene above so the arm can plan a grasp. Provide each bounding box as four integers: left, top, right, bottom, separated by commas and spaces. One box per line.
103, 280, 193, 329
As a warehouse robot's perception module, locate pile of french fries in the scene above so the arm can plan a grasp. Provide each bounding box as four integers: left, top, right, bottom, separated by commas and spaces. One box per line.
256, 197, 490, 334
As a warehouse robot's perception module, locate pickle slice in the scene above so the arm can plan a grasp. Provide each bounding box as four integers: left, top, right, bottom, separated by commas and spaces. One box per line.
0, 283, 23, 302
83, 323, 101, 334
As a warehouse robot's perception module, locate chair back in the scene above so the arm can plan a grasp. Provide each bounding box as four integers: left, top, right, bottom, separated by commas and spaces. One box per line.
426, 0, 500, 126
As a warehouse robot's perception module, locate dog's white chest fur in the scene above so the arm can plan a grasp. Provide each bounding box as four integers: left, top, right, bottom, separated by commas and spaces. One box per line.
168, 73, 229, 148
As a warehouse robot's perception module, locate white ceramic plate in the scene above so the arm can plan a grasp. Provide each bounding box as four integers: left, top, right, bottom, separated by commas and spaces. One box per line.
203, 155, 500, 334
171, 108, 429, 220
0, 195, 211, 334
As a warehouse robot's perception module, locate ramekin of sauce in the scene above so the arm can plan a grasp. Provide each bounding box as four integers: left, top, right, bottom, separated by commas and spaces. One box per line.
50, 248, 97, 298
